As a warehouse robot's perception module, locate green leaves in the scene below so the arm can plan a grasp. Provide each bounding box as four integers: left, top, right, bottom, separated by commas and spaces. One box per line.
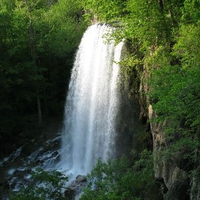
173, 23, 200, 68
80, 0, 126, 23
151, 22, 200, 131
81, 150, 162, 200
0, 0, 86, 150
182, 0, 200, 23
149, 10, 200, 183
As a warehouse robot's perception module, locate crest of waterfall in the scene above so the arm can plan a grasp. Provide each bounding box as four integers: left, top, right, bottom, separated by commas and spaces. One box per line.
60, 24, 124, 176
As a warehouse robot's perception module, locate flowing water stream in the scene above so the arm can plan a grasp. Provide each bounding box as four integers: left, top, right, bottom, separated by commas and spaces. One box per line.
59, 24, 124, 177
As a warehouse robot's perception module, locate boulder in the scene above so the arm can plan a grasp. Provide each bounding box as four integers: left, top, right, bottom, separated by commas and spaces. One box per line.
64, 187, 75, 199
64, 175, 87, 199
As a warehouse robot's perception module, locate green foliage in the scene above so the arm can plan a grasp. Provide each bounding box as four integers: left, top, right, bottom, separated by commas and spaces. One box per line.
182, 0, 200, 23
125, 0, 164, 43
44, 0, 86, 57
80, 150, 162, 200
150, 20, 200, 133
0, 0, 86, 153
149, 7, 200, 183
80, 0, 126, 23
10, 168, 68, 200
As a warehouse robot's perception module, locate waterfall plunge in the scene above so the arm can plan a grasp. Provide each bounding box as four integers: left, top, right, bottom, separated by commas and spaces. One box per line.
60, 24, 124, 176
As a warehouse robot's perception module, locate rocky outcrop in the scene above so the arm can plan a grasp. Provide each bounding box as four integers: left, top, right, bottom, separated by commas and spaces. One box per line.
136, 66, 194, 200
64, 175, 87, 199
148, 104, 189, 200
0, 179, 10, 200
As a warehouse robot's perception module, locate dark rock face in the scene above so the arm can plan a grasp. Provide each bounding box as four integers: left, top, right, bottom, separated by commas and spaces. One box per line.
0, 179, 10, 200
148, 104, 190, 199
64, 187, 75, 199
64, 175, 87, 199
76, 175, 87, 183
164, 179, 190, 200
136, 67, 199, 199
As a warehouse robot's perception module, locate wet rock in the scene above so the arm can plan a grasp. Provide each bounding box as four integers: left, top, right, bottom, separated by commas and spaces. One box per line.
64, 175, 87, 199
0, 179, 10, 189
0, 118, 63, 199
29, 159, 43, 167
76, 175, 87, 183
69, 175, 87, 190
13, 167, 31, 177
64, 187, 75, 199
0, 179, 10, 200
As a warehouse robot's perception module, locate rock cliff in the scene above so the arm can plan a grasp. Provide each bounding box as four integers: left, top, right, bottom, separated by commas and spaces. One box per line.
137, 66, 199, 200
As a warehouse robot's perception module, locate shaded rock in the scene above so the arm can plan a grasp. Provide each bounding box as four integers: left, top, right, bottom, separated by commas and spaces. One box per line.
0, 179, 10, 200
164, 179, 189, 200
148, 104, 190, 200
64, 187, 75, 199
190, 177, 200, 200
70, 175, 87, 189
64, 175, 87, 199
155, 177, 168, 194
76, 175, 87, 183
0, 179, 10, 189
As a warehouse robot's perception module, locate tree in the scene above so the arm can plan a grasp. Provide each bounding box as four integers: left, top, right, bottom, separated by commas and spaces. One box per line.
149, 2, 200, 187
81, 150, 162, 200
80, 0, 126, 23
0, 0, 86, 155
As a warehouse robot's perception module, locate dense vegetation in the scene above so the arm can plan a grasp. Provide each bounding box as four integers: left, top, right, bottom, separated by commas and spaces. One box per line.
1, 0, 200, 199
0, 0, 86, 155
80, 150, 163, 200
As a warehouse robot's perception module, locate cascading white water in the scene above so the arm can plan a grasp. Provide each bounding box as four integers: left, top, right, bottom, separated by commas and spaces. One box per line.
60, 24, 124, 176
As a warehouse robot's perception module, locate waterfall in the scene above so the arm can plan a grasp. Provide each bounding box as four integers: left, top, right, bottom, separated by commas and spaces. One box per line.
60, 24, 124, 176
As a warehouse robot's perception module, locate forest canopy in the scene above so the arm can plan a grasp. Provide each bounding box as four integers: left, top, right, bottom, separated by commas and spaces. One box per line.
0, 0, 87, 154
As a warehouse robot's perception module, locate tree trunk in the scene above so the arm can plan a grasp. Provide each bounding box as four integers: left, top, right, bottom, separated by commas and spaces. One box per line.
37, 95, 42, 127
26, 0, 43, 127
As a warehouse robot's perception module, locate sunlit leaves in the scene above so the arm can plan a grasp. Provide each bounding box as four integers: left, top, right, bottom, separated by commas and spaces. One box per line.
182, 0, 200, 23
173, 23, 200, 69
80, 0, 126, 23
149, 17, 200, 179
43, 0, 86, 57
81, 150, 162, 200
